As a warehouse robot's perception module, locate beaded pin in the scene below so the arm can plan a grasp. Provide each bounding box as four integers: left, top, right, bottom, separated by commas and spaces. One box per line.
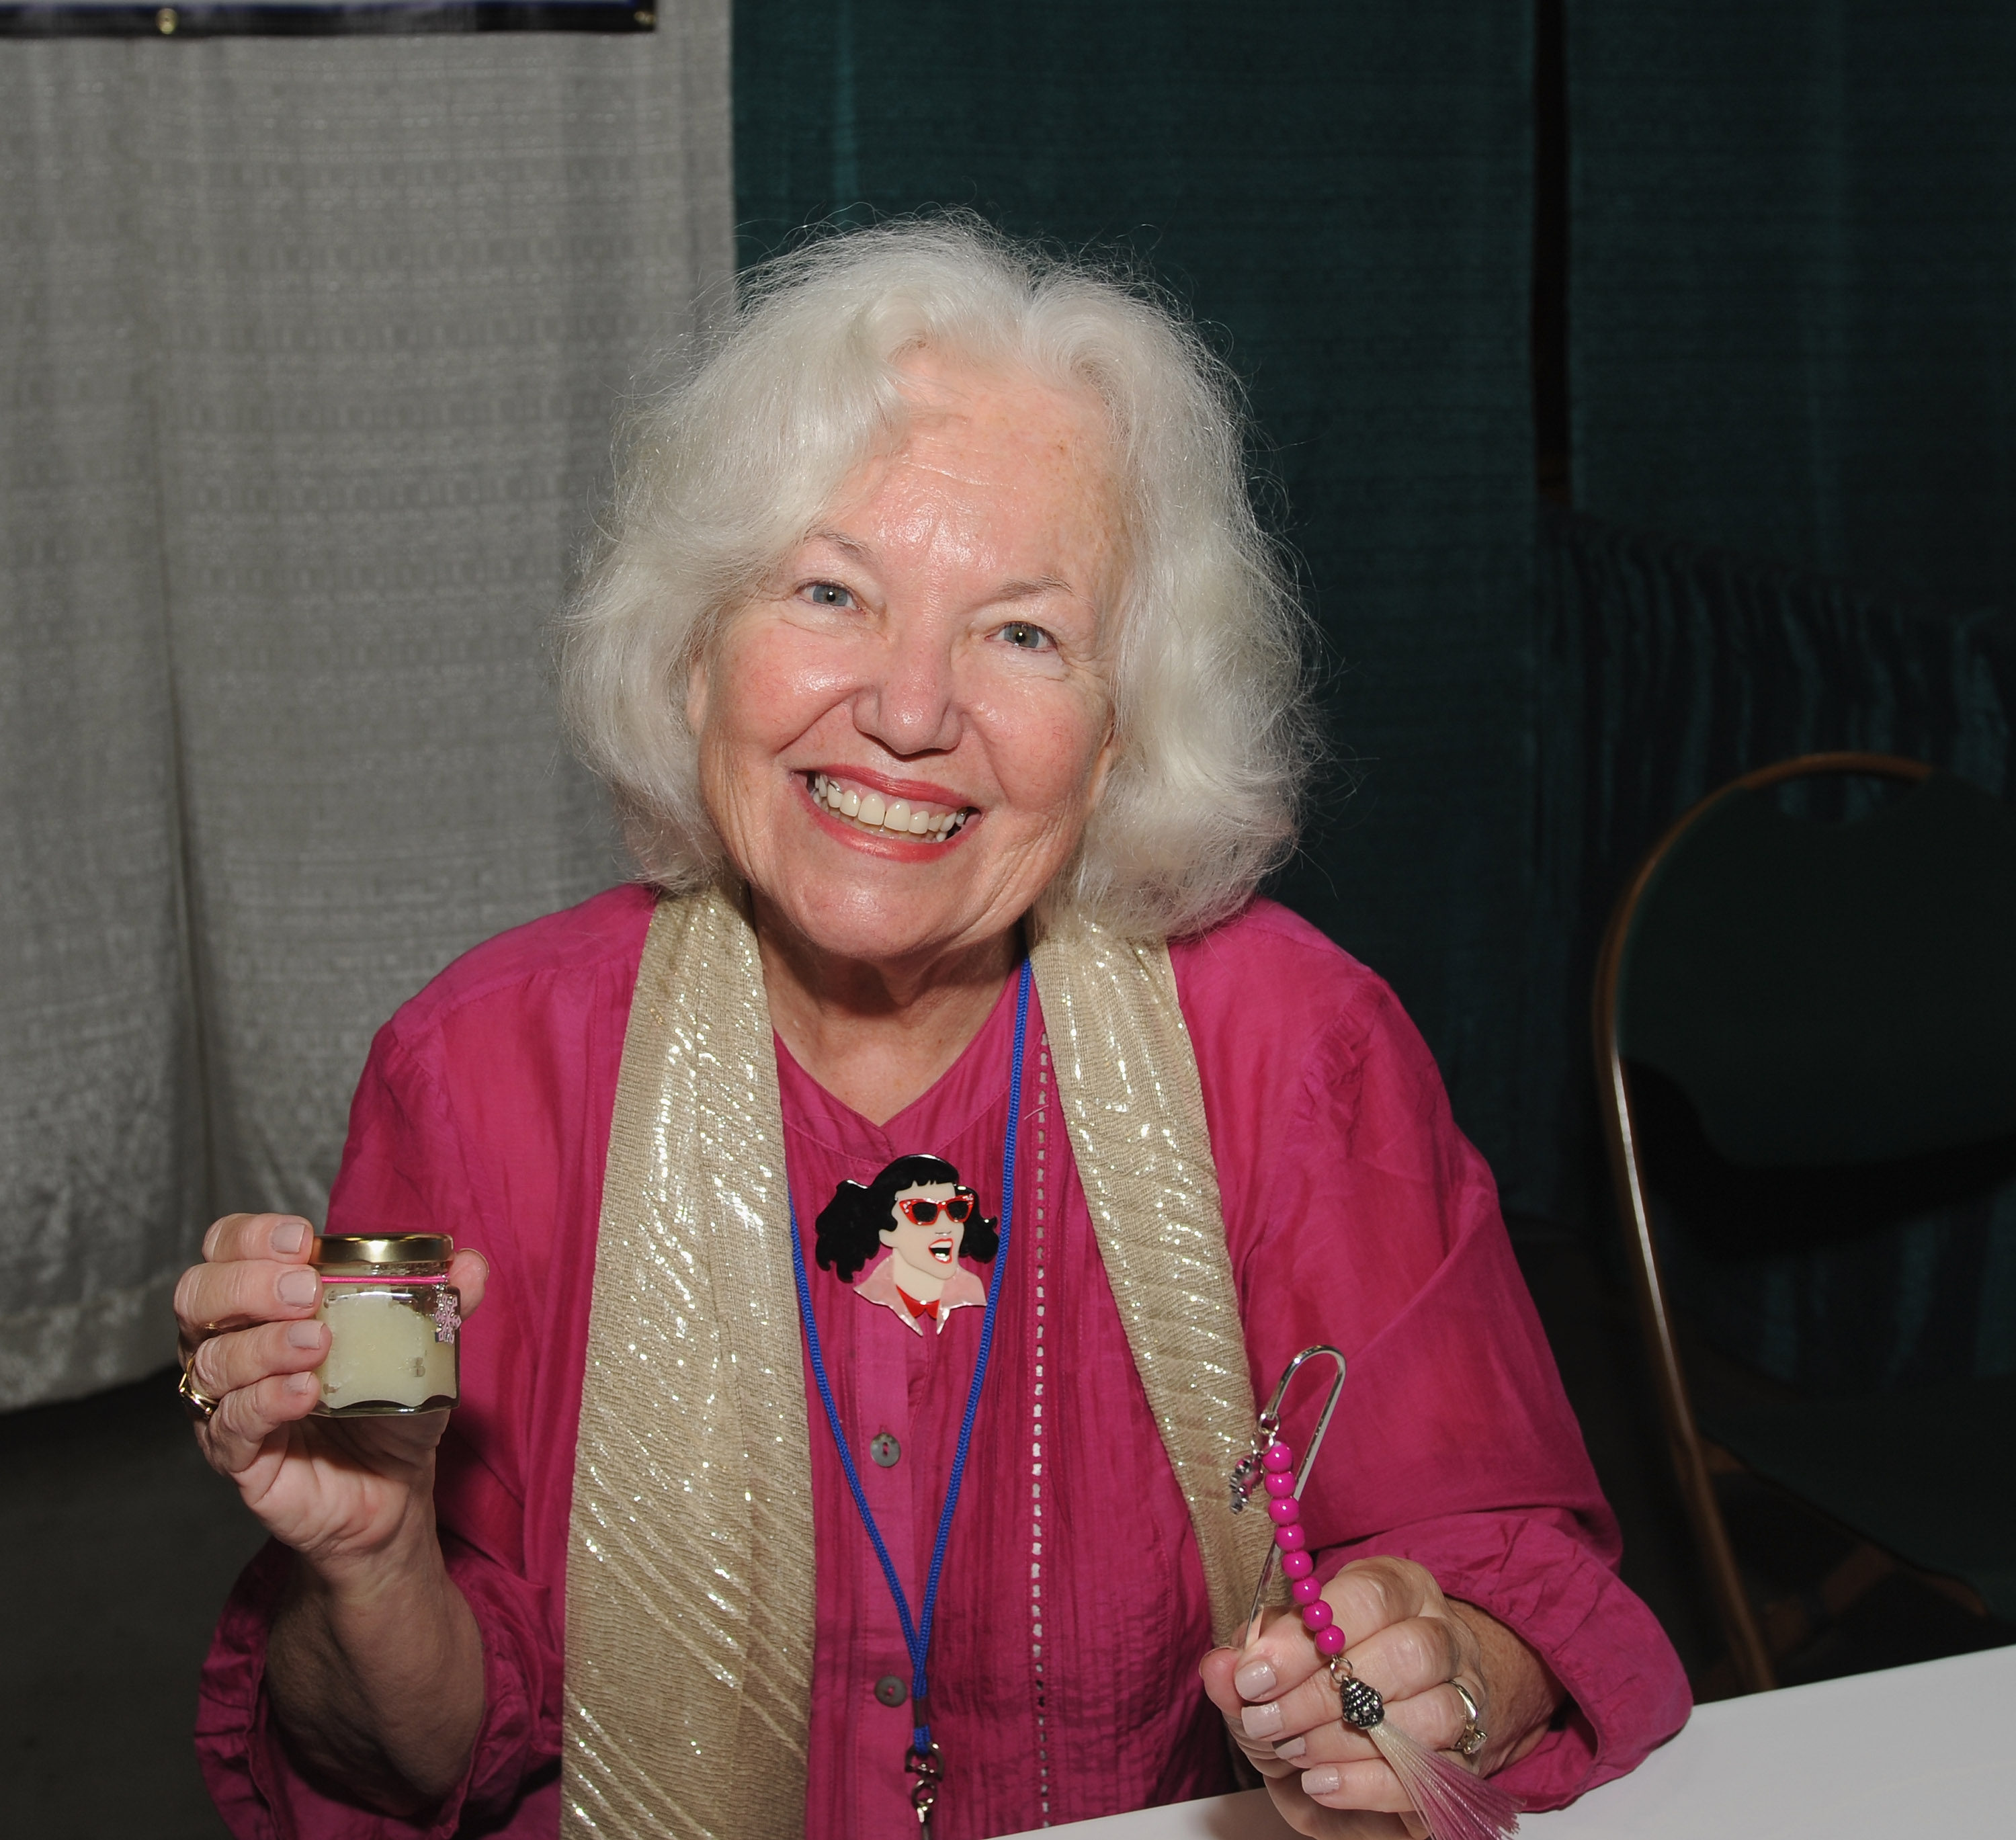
1230, 1343, 1349, 1636
1232, 1345, 1520, 1840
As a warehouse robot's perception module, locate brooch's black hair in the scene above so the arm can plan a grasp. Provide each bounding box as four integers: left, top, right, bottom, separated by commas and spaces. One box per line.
813, 1153, 1001, 1283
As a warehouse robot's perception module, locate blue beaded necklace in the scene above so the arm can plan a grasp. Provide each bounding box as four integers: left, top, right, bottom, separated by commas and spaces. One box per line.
788, 957, 1034, 1836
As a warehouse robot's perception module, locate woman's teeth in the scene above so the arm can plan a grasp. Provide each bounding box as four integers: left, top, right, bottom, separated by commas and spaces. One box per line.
929, 1238, 954, 1262
810, 773, 968, 842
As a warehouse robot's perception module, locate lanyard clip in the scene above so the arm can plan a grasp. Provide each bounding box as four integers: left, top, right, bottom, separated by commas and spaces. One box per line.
905, 1737, 943, 1833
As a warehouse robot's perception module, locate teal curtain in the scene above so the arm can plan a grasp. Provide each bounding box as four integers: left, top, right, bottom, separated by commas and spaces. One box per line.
1534, 507, 2016, 1372
1548, 3, 2016, 1216
1566, 1, 2016, 613
1533, 505, 2016, 1206
734, 1, 1546, 1203
1538, 510, 2016, 892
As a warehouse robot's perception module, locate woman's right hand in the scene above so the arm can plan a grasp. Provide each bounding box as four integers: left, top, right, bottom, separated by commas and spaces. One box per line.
176, 1213, 493, 1806
173, 1212, 491, 1571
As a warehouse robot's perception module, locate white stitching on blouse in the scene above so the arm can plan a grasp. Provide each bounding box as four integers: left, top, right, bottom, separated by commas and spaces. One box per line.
1030, 1032, 1051, 1825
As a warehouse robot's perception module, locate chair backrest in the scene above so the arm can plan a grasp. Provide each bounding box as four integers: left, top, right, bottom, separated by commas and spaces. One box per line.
1599, 755, 2016, 1400
1592, 753, 2016, 1692
1617, 762, 2016, 1168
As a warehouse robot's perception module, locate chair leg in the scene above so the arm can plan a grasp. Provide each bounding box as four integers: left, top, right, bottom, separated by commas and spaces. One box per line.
1914, 1569, 1989, 1618
1734, 1466, 1992, 1646
1758, 1542, 1897, 1657
1679, 1439, 1777, 1692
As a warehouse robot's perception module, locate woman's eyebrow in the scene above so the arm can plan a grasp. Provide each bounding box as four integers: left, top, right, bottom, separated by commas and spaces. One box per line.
798, 537, 1077, 608
805, 528, 876, 562
995, 576, 1073, 601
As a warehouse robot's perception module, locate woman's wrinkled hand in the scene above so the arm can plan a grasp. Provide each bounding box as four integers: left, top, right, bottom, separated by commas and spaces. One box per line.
172, 1212, 490, 1577
1198, 1555, 1558, 1839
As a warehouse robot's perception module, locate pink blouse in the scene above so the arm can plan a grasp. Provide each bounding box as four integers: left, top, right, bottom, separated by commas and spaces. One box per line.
196, 887, 1688, 1838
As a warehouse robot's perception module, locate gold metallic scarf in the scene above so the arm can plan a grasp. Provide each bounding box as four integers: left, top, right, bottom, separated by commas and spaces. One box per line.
561, 890, 1272, 1839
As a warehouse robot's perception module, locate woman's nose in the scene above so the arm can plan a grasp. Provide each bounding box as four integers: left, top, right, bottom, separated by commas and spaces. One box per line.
851, 642, 961, 756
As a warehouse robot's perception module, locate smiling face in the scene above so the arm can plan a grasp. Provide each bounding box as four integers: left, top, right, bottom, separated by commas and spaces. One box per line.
878, 1181, 970, 1289
686, 351, 1124, 977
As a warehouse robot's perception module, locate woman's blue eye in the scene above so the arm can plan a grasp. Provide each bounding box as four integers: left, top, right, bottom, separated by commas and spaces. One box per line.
804, 582, 854, 608
999, 621, 1052, 651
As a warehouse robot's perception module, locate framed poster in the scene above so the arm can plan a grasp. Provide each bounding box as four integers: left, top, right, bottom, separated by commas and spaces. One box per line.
0, 0, 651, 32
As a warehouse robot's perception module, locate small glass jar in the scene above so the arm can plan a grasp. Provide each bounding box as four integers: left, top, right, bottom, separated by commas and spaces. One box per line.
311, 1233, 461, 1417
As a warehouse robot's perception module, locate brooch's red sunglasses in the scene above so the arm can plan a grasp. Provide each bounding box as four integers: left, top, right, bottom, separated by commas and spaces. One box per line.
896, 1192, 976, 1226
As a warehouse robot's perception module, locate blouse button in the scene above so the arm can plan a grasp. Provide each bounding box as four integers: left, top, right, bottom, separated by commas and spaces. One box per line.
870, 1431, 901, 1467
874, 1675, 909, 1707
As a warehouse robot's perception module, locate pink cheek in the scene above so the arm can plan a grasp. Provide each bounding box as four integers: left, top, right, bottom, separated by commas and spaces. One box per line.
977, 717, 1098, 812
712, 624, 860, 743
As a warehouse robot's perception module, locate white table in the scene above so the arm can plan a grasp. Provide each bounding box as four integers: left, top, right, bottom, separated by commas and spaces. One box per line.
1005, 1643, 2016, 1840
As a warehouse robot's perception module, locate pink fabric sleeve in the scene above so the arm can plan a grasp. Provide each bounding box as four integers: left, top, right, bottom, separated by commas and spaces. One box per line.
1312, 1507, 1685, 1808
194, 1035, 566, 1838
1294, 1155, 1689, 1808
196, 1534, 557, 1839
1179, 907, 1691, 1810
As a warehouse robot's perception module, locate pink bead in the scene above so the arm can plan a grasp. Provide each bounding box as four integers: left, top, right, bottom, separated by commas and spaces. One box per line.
1263, 1470, 1297, 1499
1301, 1598, 1333, 1633
1280, 1549, 1314, 1580
1291, 1576, 1322, 1605
1266, 1497, 1300, 1527
1313, 1624, 1347, 1657
1273, 1523, 1307, 1552
1261, 1441, 1295, 1473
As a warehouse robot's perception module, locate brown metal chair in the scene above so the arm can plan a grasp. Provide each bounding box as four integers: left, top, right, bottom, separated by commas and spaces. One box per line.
1593, 752, 2016, 1692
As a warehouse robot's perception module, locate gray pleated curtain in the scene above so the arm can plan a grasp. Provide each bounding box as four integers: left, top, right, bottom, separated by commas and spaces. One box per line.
0, 21, 733, 1410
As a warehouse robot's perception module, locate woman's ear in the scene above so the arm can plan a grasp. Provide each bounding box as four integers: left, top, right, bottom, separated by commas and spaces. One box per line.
878, 1226, 899, 1248
1085, 706, 1119, 808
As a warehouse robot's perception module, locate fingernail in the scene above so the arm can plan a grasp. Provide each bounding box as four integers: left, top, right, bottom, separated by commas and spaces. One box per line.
1241, 1701, 1283, 1740
277, 1268, 318, 1306
1234, 1660, 1277, 1700
271, 1220, 308, 1255
1301, 1765, 1342, 1798
1273, 1736, 1306, 1760
286, 1371, 318, 1394
286, 1321, 323, 1349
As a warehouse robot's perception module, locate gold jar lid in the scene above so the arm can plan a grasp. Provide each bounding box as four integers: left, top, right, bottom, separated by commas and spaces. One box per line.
313, 1232, 454, 1266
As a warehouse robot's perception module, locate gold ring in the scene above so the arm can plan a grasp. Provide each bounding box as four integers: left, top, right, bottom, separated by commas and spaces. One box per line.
1449, 1678, 1487, 1757
177, 1352, 222, 1423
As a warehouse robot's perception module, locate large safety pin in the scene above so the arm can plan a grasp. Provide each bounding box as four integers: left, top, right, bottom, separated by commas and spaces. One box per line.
1229, 1343, 1347, 1636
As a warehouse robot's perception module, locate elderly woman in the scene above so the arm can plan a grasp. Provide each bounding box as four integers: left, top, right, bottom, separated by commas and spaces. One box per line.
180, 220, 1687, 1840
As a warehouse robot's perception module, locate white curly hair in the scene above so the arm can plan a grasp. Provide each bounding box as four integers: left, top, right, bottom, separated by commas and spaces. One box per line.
560, 214, 1317, 938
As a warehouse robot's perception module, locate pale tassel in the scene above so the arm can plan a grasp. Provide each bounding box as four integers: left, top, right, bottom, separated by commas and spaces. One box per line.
1333, 1665, 1520, 1840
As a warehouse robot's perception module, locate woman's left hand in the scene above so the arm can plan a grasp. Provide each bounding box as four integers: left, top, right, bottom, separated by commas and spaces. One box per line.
1198, 1555, 1561, 1837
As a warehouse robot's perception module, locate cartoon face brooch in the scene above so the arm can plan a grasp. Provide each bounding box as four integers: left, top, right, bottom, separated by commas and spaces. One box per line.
815, 1154, 1001, 1335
